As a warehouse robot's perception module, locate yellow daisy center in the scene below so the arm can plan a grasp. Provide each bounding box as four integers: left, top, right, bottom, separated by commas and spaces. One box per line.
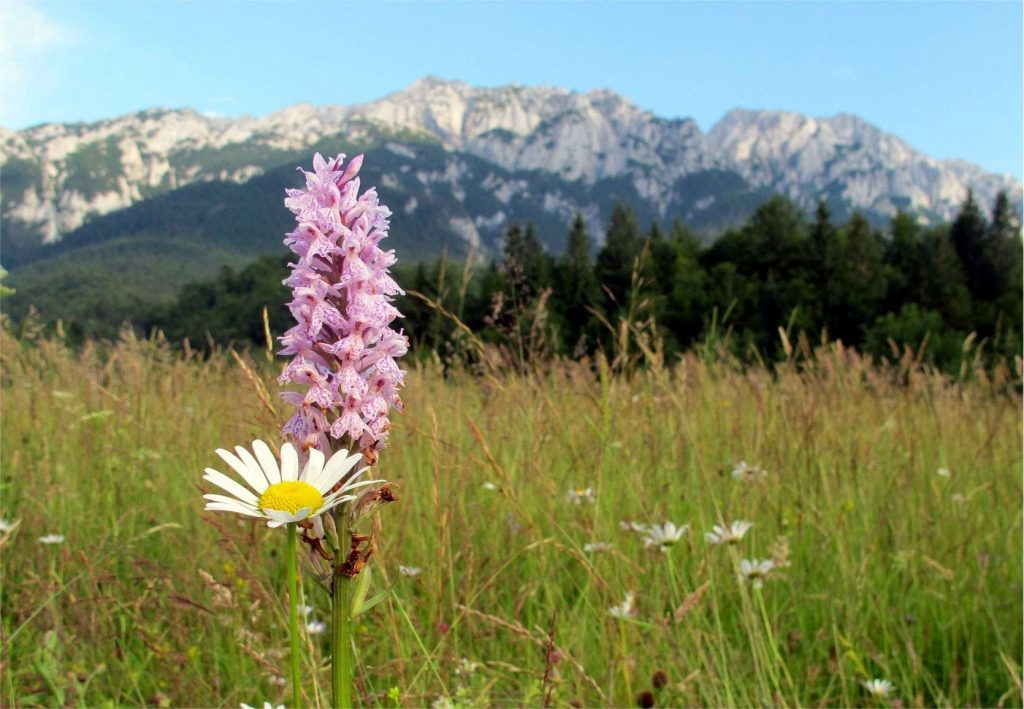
258, 481, 323, 516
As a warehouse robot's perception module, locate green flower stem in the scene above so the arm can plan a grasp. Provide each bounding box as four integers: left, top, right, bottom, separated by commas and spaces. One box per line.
286, 523, 302, 709
332, 550, 352, 708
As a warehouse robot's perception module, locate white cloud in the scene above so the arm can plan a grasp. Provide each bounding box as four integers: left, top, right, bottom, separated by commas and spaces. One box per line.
0, 0, 76, 125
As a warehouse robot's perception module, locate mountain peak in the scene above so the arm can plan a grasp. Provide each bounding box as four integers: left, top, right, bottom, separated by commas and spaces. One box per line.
2, 78, 1020, 258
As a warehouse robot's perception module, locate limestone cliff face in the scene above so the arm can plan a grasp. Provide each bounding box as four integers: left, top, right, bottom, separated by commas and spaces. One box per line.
2, 77, 1020, 251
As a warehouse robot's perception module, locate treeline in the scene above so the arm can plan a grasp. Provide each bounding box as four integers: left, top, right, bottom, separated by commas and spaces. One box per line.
26, 190, 1020, 373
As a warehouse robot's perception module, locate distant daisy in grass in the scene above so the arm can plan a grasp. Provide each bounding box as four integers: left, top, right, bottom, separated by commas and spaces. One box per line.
38, 534, 64, 545
608, 591, 636, 619
936, 467, 951, 477
297, 604, 314, 617
705, 520, 753, 546
565, 487, 596, 505
481, 481, 498, 491
399, 565, 422, 577
583, 542, 613, 553
642, 522, 689, 552
0, 519, 15, 534
306, 620, 326, 635
242, 702, 285, 709
862, 678, 896, 699
619, 520, 648, 533
202, 440, 379, 528
739, 558, 775, 588
731, 460, 768, 482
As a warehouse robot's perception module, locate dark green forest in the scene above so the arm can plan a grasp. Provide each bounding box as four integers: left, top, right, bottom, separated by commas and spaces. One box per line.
6, 191, 1021, 373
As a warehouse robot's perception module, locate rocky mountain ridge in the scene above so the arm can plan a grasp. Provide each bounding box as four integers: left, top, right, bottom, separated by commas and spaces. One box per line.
2, 76, 1020, 259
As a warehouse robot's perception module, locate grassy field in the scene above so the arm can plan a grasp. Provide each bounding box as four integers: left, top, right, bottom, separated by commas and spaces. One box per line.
1, 327, 1021, 708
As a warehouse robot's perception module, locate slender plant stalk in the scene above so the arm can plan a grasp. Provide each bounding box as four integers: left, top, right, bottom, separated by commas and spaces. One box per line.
335, 512, 356, 704
286, 523, 302, 709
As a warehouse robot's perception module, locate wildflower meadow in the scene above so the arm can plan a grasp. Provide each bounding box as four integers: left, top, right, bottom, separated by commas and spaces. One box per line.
1, 321, 1020, 707
1, 152, 1021, 709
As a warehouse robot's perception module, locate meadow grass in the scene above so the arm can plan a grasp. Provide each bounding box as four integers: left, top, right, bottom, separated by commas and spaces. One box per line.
0, 328, 1020, 708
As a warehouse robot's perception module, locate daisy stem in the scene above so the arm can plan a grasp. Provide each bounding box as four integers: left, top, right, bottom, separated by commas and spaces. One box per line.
332, 549, 352, 708
287, 523, 302, 709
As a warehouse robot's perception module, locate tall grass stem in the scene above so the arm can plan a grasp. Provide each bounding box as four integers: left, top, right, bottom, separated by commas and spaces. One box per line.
286, 523, 302, 709
335, 518, 356, 704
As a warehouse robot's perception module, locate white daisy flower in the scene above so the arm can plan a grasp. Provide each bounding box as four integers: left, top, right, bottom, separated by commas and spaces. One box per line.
481, 481, 498, 491
608, 591, 636, 619
620, 520, 648, 533
0, 519, 15, 534
936, 467, 951, 478
583, 542, 613, 553
305, 620, 326, 635
203, 440, 380, 528
455, 658, 480, 676
38, 534, 65, 545
399, 565, 422, 577
565, 487, 596, 504
268, 676, 286, 687
731, 460, 768, 482
862, 678, 896, 698
297, 604, 314, 617
642, 522, 689, 552
739, 558, 775, 589
705, 520, 754, 546
242, 703, 285, 709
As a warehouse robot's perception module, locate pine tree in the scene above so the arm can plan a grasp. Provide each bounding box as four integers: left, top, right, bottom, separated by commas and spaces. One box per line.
949, 190, 990, 304
595, 203, 642, 313
556, 213, 599, 351
809, 200, 835, 329
828, 213, 885, 343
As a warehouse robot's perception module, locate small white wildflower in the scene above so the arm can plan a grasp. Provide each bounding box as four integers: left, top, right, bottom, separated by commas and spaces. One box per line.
731, 460, 768, 482
0, 519, 15, 534
242, 703, 285, 709
482, 481, 498, 491
936, 467, 951, 478
38, 534, 65, 545
620, 520, 648, 533
399, 565, 422, 577
608, 591, 636, 619
739, 558, 774, 589
862, 678, 896, 698
455, 657, 480, 676
583, 542, 613, 553
297, 604, 314, 617
642, 522, 689, 552
565, 487, 596, 505
705, 520, 754, 546
268, 675, 286, 687
305, 620, 326, 635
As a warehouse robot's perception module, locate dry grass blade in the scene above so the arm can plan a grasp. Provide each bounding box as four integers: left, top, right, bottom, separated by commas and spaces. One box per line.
229, 348, 277, 417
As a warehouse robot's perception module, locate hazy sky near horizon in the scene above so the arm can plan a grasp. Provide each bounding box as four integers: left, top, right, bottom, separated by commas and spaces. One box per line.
2, 1, 1021, 179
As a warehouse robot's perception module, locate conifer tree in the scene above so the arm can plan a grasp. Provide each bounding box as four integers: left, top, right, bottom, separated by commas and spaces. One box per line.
595, 202, 643, 313
950, 190, 990, 304
556, 213, 600, 351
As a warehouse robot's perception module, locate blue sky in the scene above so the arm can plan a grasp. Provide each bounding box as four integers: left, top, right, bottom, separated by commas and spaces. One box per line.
2, 1, 1021, 178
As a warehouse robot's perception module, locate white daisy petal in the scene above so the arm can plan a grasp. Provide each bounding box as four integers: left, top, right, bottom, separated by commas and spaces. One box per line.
317, 451, 362, 493
302, 448, 326, 488
264, 509, 294, 524
216, 448, 268, 493
237, 445, 277, 485
204, 503, 264, 518
252, 440, 281, 487
204, 469, 260, 506
280, 442, 299, 482
203, 493, 258, 510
